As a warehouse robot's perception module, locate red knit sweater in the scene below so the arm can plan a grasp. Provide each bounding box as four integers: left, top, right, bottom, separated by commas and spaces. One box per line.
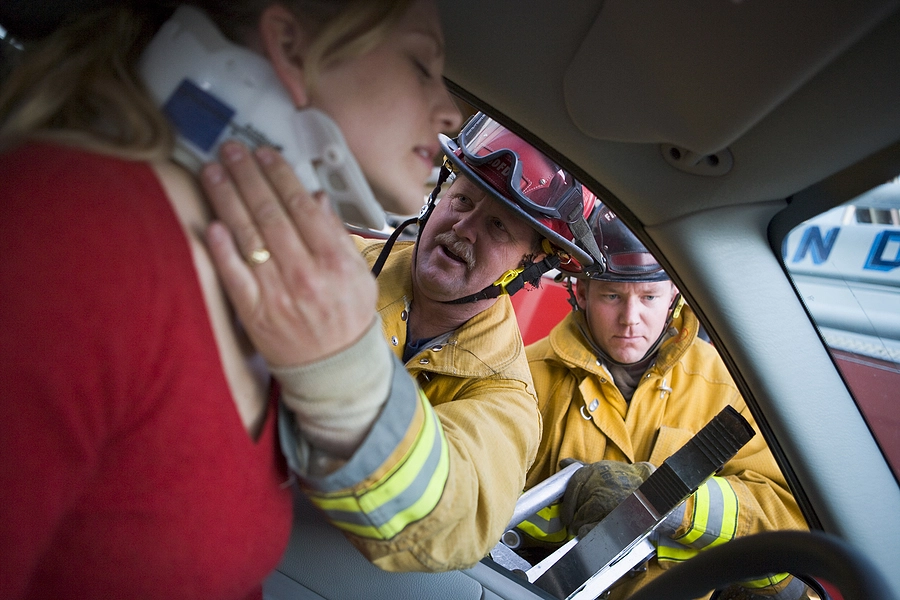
0, 143, 293, 599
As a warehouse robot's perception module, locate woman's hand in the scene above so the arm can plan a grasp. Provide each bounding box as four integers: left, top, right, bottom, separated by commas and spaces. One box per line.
201, 141, 378, 368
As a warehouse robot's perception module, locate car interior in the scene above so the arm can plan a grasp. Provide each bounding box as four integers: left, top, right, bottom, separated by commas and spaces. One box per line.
264, 1, 900, 599
2, 1, 897, 599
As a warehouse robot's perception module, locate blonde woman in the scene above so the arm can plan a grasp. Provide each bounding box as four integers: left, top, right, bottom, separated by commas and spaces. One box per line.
0, 1, 461, 598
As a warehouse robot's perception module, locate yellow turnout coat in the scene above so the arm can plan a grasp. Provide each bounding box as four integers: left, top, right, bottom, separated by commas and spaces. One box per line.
326, 237, 542, 572
525, 307, 805, 597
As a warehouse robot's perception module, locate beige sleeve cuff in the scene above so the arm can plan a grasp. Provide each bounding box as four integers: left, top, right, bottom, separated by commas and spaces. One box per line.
270, 317, 392, 459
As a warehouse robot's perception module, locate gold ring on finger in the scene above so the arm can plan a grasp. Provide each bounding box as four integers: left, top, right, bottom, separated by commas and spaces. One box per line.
248, 248, 271, 265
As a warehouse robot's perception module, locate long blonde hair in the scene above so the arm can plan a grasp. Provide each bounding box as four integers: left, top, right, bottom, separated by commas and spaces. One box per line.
0, 0, 413, 158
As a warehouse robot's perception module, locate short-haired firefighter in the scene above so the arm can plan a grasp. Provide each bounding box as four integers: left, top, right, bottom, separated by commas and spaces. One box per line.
519, 203, 811, 599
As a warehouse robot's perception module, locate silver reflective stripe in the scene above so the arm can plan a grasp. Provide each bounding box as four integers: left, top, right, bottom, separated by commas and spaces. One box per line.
316, 404, 446, 530
676, 477, 738, 550
283, 355, 419, 490
687, 478, 726, 549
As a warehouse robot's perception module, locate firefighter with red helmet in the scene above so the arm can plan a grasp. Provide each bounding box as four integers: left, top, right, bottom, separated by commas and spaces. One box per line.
308, 113, 608, 570
371, 112, 605, 295
521, 203, 809, 598
217, 112, 607, 572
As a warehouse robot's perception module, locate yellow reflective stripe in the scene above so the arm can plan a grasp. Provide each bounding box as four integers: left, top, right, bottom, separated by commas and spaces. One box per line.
310, 391, 449, 539
516, 521, 569, 543
326, 517, 380, 539
516, 504, 568, 543
313, 391, 447, 537
741, 572, 792, 589
678, 477, 738, 549
656, 536, 699, 563
358, 392, 441, 512
329, 436, 450, 539
379, 422, 450, 538
680, 481, 711, 546
312, 390, 435, 514
660, 477, 740, 564
711, 477, 738, 549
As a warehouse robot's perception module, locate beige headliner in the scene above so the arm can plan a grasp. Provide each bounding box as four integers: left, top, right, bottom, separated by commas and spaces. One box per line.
438, 0, 900, 227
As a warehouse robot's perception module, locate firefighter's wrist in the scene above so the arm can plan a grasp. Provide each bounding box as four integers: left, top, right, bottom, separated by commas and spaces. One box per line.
272, 316, 392, 458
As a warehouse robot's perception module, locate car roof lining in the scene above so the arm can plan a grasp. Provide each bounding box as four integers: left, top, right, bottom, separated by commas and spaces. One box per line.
440, 1, 900, 228
563, 0, 898, 156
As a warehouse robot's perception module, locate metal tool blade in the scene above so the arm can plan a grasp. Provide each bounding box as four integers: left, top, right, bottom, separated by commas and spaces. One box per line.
533, 405, 755, 599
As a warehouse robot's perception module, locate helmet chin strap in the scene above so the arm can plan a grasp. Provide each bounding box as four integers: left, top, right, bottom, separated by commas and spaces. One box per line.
370, 164, 450, 279
442, 249, 561, 305
567, 210, 607, 276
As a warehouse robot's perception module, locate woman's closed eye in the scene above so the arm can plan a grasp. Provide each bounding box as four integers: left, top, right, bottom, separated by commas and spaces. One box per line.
411, 57, 433, 80
405, 33, 443, 82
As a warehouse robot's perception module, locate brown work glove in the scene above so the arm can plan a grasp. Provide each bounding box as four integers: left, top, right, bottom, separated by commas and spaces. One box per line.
561, 460, 656, 538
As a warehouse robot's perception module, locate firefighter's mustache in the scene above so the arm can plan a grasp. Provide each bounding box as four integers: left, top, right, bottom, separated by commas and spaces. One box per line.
434, 232, 475, 271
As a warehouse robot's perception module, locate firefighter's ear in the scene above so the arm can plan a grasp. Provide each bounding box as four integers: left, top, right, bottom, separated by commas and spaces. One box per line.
574, 279, 589, 311
259, 4, 313, 108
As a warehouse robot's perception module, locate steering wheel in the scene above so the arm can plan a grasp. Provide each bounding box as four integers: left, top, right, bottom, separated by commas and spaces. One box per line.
627, 530, 896, 600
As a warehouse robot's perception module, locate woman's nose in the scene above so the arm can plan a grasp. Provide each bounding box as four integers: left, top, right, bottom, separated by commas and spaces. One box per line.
434, 86, 463, 133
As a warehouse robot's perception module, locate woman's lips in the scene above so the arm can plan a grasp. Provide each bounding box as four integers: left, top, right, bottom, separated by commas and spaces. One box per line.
415, 145, 438, 169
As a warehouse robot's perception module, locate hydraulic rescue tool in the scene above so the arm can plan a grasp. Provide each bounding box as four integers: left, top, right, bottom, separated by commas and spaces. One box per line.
498, 405, 755, 600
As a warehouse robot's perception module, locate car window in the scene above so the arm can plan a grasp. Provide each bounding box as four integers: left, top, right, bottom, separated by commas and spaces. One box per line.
781, 177, 900, 478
